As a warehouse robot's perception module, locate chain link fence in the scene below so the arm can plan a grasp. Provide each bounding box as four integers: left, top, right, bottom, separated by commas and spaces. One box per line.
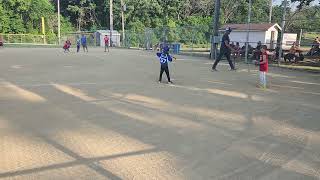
0, 33, 58, 45
121, 26, 211, 54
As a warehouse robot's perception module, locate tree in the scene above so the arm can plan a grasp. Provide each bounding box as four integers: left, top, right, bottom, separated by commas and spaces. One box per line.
66, 0, 96, 31
291, 0, 319, 9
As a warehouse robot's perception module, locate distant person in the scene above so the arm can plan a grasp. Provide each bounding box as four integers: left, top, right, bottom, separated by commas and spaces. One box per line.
230, 42, 235, 49
212, 27, 236, 71
232, 42, 241, 61
253, 41, 262, 61
104, 35, 110, 52
63, 39, 71, 53
254, 45, 270, 89
284, 42, 304, 62
81, 35, 88, 52
76, 38, 81, 53
156, 46, 175, 84
0, 36, 3, 48
310, 37, 320, 55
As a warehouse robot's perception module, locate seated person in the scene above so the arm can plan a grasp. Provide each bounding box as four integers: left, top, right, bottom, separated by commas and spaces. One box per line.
230, 42, 236, 49
241, 44, 253, 57
284, 42, 304, 62
309, 37, 320, 56
231, 42, 241, 60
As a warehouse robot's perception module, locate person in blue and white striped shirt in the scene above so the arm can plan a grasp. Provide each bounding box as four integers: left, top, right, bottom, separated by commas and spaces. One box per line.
156, 46, 175, 84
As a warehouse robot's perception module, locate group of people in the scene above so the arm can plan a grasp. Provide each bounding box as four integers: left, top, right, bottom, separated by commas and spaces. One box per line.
157, 27, 269, 89
63, 34, 110, 53
284, 42, 304, 62
308, 37, 320, 56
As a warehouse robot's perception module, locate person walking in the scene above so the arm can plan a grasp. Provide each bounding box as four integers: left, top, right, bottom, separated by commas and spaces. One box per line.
212, 27, 236, 71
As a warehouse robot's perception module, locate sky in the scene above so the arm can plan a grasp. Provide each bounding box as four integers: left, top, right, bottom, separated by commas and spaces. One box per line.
274, 0, 319, 5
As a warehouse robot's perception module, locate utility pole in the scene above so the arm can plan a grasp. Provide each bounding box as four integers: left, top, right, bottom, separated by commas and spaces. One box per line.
109, 0, 113, 47
278, 0, 288, 65
269, 0, 273, 23
210, 0, 221, 59
120, 0, 126, 46
245, 0, 252, 64
298, 29, 303, 47
57, 0, 61, 45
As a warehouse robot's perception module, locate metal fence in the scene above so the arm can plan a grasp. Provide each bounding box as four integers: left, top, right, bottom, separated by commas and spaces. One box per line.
0, 33, 58, 45
122, 26, 211, 53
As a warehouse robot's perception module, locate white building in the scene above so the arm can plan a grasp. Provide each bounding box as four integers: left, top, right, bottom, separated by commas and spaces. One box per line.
220, 23, 294, 49
95, 30, 121, 47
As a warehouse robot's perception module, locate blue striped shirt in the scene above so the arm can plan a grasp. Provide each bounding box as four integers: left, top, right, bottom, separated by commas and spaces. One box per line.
157, 53, 172, 65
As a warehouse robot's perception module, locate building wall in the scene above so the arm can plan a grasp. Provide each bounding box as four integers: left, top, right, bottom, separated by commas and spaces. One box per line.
265, 26, 279, 49
227, 31, 266, 48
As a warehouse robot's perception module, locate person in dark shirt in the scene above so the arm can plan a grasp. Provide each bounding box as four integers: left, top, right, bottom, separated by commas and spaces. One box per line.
212, 27, 236, 71
156, 46, 175, 84
253, 41, 262, 61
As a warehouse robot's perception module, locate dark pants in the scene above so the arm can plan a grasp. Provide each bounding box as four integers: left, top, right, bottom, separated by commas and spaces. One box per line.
77, 45, 80, 52
159, 64, 171, 82
284, 53, 304, 62
212, 49, 235, 70
82, 44, 88, 52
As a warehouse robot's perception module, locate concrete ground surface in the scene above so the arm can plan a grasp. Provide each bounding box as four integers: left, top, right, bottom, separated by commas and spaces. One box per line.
0, 48, 320, 180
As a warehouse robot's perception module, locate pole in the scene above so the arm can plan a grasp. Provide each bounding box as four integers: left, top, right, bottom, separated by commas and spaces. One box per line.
278, 0, 287, 65
41, 17, 46, 44
298, 29, 303, 47
57, 0, 61, 45
109, 0, 113, 47
269, 0, 273, 23
120, 0, 125, 46
211, 0, 221, 59
245, 0, 252, 64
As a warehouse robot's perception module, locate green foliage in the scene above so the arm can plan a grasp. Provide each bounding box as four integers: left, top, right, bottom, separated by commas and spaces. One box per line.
0, 0, 319, 47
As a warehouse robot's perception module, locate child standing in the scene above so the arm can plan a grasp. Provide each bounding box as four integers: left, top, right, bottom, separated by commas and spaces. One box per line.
76, 38, 81, 53
255, 45, 269, 88
81, 35, 88, 52
104, 35, 109, 52
156, 46, 174, 84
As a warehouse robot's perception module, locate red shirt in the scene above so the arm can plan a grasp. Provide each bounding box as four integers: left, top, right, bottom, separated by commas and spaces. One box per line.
104, 37, 109, 44
259, 52, 268, 72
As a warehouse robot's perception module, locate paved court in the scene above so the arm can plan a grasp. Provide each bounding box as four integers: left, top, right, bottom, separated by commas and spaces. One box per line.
0, 48, 320, 180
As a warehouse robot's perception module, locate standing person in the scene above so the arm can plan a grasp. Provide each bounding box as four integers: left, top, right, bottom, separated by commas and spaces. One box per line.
156, 46, 175, 84
0, 36, 3, 48
253, 41, 262, 61
104, 35, 110, 52
254, 45, 270, 89
81, 35, 88, 52
76, 38, 81, 53
212, 27, 236, 71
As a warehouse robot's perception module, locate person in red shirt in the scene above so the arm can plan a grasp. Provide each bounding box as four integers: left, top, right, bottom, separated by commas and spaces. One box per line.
104, 35, 109, 52
255, 45, 269, 88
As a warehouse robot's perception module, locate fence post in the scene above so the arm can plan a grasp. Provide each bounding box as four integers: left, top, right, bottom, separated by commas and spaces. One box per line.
278, 0, 288, 66
192, 27, 195, 53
